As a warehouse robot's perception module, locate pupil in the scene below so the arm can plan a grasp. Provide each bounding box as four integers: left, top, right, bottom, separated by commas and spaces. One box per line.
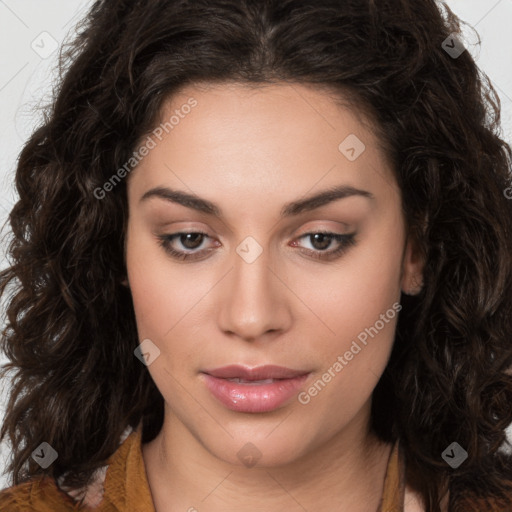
182, 233, 203, 249
311, 233, 330, 250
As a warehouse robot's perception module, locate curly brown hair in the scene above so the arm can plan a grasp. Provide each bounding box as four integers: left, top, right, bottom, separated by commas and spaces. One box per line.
1, 0, 512, 510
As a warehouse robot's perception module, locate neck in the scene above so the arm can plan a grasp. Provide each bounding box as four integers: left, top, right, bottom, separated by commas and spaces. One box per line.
142, 401, 393, 512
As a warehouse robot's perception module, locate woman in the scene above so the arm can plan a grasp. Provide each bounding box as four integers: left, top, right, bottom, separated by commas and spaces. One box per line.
0, 0, 511, 511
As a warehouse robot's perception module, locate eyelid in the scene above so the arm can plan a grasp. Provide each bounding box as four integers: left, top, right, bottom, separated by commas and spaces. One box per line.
295, 221, 352, 235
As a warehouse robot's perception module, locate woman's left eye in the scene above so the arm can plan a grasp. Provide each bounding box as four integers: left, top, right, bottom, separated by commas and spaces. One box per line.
157, 230, 356, 262
293, 231, 356, 260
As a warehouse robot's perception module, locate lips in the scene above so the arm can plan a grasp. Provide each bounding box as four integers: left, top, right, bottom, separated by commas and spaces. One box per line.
204, 365, 307, 380
201, 365, 310, 413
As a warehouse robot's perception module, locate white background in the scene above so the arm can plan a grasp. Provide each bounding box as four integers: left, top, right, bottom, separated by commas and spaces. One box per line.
0, 0, 511, 489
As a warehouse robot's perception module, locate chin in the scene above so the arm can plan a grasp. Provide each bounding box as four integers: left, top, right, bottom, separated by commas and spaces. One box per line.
198, 423, 316, 469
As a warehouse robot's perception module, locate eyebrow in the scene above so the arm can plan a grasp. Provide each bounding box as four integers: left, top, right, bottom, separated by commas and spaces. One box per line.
140, 184, 374, 218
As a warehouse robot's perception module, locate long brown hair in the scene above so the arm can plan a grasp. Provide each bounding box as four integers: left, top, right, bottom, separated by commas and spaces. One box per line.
1, 1, 512, 510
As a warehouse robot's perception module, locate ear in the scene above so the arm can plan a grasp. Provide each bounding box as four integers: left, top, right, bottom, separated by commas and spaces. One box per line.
400, 235, 425, 296
120, 276, 130, 288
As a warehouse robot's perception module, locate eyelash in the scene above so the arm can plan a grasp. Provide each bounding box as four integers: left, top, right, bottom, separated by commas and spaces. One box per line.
157, 230, 356, 262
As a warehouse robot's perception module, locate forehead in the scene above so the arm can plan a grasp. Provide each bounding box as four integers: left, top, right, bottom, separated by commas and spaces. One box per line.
154, 81, 381, 154
128, 82, 399, 212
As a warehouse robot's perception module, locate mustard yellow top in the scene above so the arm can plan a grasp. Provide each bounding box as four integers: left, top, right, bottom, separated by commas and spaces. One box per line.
0, 424, 507, 511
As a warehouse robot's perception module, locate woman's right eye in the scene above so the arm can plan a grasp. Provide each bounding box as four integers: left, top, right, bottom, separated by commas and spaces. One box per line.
157, 231, 214, 261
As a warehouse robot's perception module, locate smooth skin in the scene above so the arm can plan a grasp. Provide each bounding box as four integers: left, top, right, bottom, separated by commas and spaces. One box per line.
124, 82, 428, 511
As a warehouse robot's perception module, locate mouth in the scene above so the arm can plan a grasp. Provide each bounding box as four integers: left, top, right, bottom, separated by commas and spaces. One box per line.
201, 365, 311, 413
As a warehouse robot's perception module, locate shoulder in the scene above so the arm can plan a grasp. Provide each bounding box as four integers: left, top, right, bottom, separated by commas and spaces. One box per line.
0, 424, 143, 512
0, 479, 34, 511
0, 475, 81, 511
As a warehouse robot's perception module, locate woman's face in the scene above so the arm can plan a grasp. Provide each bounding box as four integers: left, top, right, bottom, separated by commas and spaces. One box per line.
125, 82, 422, 466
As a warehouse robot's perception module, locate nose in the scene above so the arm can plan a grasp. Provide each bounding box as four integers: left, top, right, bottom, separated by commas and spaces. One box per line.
216, 239, 293, 343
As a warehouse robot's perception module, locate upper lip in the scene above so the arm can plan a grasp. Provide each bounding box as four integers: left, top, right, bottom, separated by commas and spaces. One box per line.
203, 365, 309, 380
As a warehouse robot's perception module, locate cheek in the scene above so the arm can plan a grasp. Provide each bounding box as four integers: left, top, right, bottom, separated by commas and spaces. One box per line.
126, 222, 184, 325
125, 227, 214, 370
125, 231, 218, 426
294, 234, 403, 346
296, 278, 401, 436
125, 226, 177, 341
290, 226, 404, 409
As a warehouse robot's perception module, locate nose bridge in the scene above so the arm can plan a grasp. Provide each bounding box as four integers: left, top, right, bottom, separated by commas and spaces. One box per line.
217, 235, 290, 340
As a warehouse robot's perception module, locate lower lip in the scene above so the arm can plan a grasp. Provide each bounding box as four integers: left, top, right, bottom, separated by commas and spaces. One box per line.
202, 374, 310, 413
